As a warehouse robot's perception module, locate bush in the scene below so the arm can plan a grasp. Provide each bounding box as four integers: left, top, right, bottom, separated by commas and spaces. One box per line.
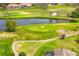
19, 52, 26, 56
6, 20, 16, 32
71, 8, 79, 18
69, 20, 78, 23
75, 40, 79, 43
59, 34, 66, 39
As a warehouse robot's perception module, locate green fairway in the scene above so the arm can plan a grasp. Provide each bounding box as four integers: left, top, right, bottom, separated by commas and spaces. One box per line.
16, 23, 79, 40
0, 23, 79, 56
0, 5, 76, 20
14, 34, 79, 56
1, 3, 79, 56
12, 23, 79, 56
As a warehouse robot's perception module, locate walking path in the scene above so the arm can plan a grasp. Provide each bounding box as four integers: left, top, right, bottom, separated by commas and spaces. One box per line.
12, 32, 79, 56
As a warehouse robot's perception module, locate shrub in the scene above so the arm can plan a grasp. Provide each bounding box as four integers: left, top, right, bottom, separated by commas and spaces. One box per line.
75, 40, 79, 43
69, 20, 78, 23
59, 34, 66, 39
71, 8, 79, 18
19, 52, 26, 56
6, 20, 16, 32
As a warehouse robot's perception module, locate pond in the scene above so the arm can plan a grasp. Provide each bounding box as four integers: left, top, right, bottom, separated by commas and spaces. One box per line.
0, 18, 69, 31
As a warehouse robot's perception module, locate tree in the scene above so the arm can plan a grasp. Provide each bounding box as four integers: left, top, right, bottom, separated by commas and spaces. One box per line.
71, 3, 79, 8
60, 34, 66, 39
70, 8, 79, 18
75, 40, 79, 43
0, 3, 9, 10
19, 52, 26, 56
34, 3, 48, 10
6, 20, 16, 32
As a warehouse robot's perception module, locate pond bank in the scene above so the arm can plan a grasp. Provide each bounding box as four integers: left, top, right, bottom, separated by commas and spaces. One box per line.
0, 18, 69, 31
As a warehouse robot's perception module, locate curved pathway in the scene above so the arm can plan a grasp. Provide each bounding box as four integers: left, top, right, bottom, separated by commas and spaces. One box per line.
12, 32, 79, 56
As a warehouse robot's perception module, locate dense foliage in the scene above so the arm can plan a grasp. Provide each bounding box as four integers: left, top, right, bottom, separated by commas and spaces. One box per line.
6, 20, 16, 32
71, 8, 79, 18
19, 52, 26, 56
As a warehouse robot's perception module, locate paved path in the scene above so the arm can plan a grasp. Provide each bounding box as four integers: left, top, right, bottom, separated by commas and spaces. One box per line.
12, 32, 79, 56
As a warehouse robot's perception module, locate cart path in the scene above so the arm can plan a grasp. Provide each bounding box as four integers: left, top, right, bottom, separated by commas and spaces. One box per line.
12, 32, 79, 56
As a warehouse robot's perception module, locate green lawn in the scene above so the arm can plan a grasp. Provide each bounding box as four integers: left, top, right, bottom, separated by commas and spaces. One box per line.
0, 23, 79, 56
14, 23, 79, 56
0, 4, 79, 56
16, 23, 79, 40
34, 35, 79, 56
0, 5, 76, 20
15, 35, 79, 56
0, 37, 14, 56
15, 42, 43, 56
